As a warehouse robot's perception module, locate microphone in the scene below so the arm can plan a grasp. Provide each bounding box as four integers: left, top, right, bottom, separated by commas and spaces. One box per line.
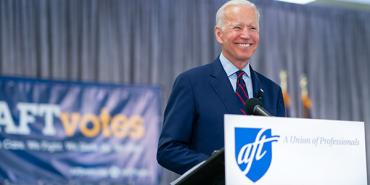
245, 98, 271, 116
255, 89, 264, 102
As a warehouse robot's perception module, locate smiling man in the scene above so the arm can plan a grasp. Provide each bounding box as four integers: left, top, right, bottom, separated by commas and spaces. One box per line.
157, 0, 285, 175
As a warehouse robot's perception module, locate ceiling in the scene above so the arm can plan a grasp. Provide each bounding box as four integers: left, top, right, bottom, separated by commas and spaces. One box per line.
313, 0, 370, 11
277, 0, 370, 11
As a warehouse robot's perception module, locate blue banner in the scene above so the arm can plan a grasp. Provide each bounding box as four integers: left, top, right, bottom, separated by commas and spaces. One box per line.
0, 76, 161, 185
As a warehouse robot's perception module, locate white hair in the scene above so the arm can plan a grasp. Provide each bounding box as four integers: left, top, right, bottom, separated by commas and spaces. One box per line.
215, 0, 260, 30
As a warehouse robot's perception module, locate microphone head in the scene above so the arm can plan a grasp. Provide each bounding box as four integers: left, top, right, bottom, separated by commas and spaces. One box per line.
245, 98, 263, 115
256, 89, 264, 101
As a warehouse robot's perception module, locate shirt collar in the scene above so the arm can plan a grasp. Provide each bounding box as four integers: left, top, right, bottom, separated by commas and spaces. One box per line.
219, 53, 251, 78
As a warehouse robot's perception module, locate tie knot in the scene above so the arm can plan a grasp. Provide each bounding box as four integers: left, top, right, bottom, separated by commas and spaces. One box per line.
236, 70, 245, 79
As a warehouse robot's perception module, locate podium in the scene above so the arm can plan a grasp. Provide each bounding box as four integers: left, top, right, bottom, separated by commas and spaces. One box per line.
173, 115, 367, 185
173, 149, 225, 185
224, 115, 367, 185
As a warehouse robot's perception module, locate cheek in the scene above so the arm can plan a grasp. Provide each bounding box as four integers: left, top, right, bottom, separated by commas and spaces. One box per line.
252, 34, 260, 43
224, 32, 239, 41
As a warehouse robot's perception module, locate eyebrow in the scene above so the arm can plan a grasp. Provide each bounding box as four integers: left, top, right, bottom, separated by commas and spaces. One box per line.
229, 23, 257, 28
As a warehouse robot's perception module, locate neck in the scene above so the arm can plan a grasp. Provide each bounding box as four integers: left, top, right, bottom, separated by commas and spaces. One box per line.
232, 61, 248, 70
221, 52, 249, 70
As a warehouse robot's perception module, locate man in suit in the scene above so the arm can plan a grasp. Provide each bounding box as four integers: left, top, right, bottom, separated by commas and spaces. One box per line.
157, 0, 285, 175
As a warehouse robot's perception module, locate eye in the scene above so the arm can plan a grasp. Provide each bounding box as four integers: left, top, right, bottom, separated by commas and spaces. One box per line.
233, 26, 242, 30
249, 26, 258, 31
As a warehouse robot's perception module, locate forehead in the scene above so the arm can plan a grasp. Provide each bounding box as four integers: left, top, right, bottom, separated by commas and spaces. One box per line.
223, 5, 258, 25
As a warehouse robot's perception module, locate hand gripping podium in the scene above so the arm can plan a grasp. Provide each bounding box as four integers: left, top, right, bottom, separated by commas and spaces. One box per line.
173, 149, 225, 185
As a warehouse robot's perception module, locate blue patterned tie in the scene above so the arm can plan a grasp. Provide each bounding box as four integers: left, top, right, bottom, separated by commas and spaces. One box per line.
236, 70, 249, 114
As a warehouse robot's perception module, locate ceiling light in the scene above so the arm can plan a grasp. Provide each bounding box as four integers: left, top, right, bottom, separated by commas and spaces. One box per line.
276, 0, 316, 4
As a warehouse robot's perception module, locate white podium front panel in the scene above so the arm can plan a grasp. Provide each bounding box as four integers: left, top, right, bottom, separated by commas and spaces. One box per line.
224, 115, 367, 185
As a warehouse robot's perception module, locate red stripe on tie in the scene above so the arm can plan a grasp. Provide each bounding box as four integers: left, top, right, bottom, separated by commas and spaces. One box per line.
236, 70, 249, 114
238, 83, 249, 99
236, 92, 246, 105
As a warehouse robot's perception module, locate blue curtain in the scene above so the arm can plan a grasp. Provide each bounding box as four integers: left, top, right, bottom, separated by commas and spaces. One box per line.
1, 0, 370, 184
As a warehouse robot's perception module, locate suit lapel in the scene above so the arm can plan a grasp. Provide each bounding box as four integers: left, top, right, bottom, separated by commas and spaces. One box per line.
250, 66, 265, 105
209, 59, 243, 114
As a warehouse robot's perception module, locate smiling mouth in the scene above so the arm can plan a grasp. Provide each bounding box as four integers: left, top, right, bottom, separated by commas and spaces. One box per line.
237, 43, 251, 48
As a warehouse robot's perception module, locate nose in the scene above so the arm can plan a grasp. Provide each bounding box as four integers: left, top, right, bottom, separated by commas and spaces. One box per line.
240, 28, 251, 39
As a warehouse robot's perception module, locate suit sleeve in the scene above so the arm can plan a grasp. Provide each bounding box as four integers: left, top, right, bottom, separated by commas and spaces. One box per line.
157, 73, 208, 174
276, 87, 286, 117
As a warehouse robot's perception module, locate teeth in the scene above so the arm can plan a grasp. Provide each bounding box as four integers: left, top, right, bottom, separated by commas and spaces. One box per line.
238, 43, 251, 47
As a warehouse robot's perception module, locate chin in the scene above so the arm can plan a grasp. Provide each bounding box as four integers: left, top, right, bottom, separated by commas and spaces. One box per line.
237, 54, 252, 61
235, 57, 251, 63
236, 52, 254, 59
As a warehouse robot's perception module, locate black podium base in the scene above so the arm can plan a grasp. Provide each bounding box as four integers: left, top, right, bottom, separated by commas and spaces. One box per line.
175, 149, 225, 185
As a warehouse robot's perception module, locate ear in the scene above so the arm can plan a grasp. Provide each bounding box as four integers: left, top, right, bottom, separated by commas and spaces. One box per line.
214, 26, 224, 44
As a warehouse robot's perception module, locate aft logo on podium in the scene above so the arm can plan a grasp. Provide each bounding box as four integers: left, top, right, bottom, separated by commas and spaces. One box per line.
235, 128, 279, 182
